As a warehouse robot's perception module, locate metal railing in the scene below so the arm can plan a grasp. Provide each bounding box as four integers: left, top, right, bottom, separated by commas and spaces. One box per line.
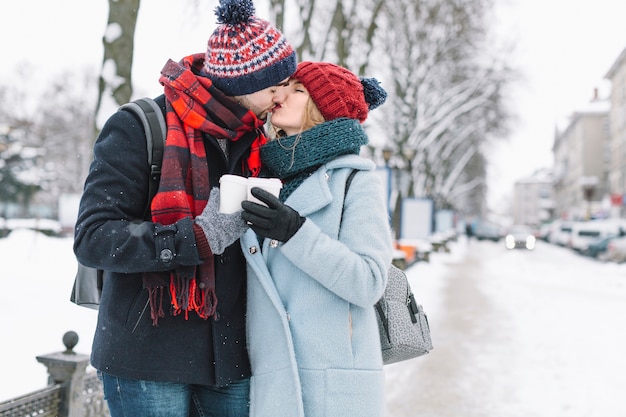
0, 331, 109, 417
0, 384, 61, 417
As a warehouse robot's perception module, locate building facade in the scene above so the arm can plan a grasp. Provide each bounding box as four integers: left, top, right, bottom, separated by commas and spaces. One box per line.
512, 168, 554, 227
551, 97, 610, 220
605, 47, 626, 218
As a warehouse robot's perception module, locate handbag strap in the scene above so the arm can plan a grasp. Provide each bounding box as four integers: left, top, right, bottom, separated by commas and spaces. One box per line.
341, 169, 394, 341
340, 169, 358, 224
345, 169, 358, 193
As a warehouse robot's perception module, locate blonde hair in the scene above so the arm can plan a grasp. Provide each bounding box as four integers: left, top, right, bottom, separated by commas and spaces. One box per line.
302, 98, 325, 130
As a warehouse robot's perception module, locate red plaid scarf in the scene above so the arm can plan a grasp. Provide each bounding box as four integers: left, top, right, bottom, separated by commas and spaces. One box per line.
143, 53, 267, 325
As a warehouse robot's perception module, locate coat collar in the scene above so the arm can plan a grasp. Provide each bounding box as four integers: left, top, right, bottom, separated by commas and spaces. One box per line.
283, 155, 375, 216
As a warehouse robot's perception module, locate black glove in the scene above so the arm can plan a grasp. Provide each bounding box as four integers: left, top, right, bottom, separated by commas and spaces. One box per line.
241, 187, 305, 242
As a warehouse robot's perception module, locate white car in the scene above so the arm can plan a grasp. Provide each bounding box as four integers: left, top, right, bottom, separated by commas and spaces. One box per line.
568, 220, 623, 253
548, 221, 573, 246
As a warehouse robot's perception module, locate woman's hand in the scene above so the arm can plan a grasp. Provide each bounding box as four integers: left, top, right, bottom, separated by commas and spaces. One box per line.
241, 187, 305, 242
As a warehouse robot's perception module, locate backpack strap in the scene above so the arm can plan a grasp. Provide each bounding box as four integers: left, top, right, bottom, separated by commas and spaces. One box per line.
72, 99, 167, 309
118, 98, 166, 213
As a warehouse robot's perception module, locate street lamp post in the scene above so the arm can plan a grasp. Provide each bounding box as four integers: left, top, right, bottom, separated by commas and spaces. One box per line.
403, 147, 416, 197
382, 148, 393, 220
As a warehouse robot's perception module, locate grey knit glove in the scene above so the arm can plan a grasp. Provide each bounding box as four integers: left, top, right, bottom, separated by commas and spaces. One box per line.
196, 188, 249, 255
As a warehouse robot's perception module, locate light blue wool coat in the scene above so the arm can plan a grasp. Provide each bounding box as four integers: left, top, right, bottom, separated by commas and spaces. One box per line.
241, 155, 394, 417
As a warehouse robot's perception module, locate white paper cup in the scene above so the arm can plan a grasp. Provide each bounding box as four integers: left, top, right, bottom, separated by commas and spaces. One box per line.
247, 177, 283, 206
219, 174, 249, 213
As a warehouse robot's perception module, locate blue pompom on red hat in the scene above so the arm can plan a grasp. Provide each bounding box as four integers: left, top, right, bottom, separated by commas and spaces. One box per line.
204, 0, 297, 96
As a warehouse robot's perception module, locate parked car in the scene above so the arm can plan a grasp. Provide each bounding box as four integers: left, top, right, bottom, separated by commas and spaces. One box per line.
604, 236, 626, 263
568, 220, 622, 253
586, 235, 618, 259
548, 221, 573, 246
537, 222, 554, 242
504, 225, 536, 250
473, 221, 502, 242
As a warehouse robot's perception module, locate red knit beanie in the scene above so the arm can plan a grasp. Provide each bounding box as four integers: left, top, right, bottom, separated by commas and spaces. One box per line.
292, 61, 386, 123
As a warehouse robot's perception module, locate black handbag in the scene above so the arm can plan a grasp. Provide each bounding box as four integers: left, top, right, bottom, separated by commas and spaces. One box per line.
70, 264, 103, 310
70, 97, 165, 309
343, 170, 433, 364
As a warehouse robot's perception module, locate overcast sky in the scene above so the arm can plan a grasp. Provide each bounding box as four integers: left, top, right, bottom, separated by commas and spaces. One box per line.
1, 0, 626, 212
489, 0, 626, 209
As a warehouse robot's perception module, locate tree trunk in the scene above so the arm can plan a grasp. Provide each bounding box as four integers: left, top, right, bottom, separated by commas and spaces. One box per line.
94, 0, 141, 138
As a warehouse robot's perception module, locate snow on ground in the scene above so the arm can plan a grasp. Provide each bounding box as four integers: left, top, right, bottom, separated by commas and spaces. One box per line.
0, 229, 98, 402
2, 229, 624, 416
0, 228, 451, 402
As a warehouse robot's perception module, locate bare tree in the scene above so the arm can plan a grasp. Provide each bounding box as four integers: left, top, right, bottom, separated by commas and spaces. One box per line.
93, 0, 205, 133
0, 68, 96, 217
271, 0, 384, 74
38, 70, 97, 196
379, 0, 513, 214
94, 0, 141, 135
270, 0, 514, 217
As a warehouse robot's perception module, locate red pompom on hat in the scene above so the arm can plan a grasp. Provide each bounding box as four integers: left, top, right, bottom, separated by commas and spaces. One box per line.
292, 61, 387, 123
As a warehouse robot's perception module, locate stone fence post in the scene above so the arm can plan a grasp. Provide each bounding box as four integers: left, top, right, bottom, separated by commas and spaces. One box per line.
36, 331, 90, 417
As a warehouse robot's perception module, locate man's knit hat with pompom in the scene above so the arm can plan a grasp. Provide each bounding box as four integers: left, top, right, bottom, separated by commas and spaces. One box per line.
292, 61, 387, 123
204, 0, 296, 96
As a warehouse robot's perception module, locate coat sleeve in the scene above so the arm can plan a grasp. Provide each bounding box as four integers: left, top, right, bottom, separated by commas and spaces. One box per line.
279, 170, 393, 307
73, 106, 202, 273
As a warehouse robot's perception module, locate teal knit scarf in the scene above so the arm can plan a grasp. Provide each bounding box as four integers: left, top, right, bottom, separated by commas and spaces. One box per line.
260, 118, 369, 201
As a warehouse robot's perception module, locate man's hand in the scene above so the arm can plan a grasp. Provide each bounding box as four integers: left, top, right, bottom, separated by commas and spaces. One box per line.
196, 188, 249, 254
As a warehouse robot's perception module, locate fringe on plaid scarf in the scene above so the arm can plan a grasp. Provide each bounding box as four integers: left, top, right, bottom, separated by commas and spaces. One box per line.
143, 53, 268, 325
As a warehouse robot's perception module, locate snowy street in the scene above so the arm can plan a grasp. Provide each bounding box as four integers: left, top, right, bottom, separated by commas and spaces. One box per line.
2, 230, 626, 416
387, 237, 626, 417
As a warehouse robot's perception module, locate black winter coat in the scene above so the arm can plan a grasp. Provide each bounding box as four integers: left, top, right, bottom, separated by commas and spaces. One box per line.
74, 95, 253, 386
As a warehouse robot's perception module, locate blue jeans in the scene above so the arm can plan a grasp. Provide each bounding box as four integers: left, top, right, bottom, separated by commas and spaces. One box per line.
99, 371, 250, 417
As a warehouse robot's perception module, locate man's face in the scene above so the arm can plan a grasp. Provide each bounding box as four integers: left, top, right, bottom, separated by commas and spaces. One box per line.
234, 78, 290, 120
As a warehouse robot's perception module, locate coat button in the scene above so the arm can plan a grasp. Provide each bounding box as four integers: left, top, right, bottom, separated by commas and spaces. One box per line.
159, 249, 173, 263
249, 246, 258, 254
270, 239, 279, 248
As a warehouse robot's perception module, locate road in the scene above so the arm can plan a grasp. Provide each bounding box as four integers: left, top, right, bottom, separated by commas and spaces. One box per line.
385, 237, 626, 417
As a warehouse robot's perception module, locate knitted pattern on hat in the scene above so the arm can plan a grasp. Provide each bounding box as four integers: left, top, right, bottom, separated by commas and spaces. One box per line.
293, 61, 387, 123
204, 0, 296, 96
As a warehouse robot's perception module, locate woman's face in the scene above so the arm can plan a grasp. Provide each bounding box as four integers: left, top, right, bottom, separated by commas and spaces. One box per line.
270, 79, 311, 136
